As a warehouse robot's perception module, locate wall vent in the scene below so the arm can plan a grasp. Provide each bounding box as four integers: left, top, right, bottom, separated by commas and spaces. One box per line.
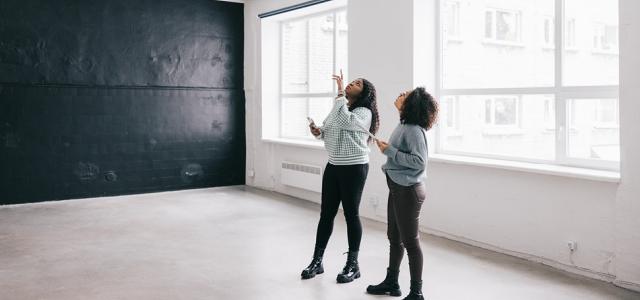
281, 161, 322, 192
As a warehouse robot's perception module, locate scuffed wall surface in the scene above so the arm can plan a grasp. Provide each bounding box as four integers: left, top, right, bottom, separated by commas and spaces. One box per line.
0, 0, 244, 204
0, 0, 242, 88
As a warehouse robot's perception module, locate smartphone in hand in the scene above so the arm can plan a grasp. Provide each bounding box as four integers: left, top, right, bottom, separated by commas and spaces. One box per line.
307, 117, 316, 128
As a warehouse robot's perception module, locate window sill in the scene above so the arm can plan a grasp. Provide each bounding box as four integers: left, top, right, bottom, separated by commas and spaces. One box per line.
482, 39, 525, 48
262, 137, 325, 150
591, 49, 619, 56
429, 153, 620, 183
482, 127, 524, 136
446, 37, 464, 43
594, 124, 620, 130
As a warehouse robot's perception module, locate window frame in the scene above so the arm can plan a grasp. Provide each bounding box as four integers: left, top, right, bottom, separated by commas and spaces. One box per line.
483, 96, 521, 128
278, 8, 347, 140
483, 7, 523, 46
542, 15, 555, 49
435, 0, 619, 171
444, 0, 462, 41
592, 22, 619, 54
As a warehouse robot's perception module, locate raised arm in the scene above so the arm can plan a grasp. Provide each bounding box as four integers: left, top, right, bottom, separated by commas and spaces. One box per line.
331, 97, 372, 131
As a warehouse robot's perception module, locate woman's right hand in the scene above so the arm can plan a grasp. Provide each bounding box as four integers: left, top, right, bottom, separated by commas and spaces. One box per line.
310, 124, 321, 137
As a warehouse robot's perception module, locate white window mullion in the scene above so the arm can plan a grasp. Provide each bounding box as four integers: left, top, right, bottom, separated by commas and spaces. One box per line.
555, 0, 567, 165
278, 22, 284, 138
306, 19, 311, 94
332, 12, 338, 94
435, 0, 443, 154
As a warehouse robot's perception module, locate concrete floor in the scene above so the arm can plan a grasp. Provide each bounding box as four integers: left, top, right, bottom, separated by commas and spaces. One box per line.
0, 186, 638, 300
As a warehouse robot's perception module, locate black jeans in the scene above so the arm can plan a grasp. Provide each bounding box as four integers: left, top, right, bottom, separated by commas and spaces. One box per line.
386, 174, 426, 281
314, 163, 369, 252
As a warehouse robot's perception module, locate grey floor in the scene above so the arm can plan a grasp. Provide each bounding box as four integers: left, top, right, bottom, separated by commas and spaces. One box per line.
0, 186, 638, 300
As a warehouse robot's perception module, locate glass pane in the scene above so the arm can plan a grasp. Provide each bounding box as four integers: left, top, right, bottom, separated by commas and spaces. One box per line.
441, 96, 459, 129
282, 19, 309, 93
308, 97, 334, 127
496, 11, 519, 41
281, 98, 309, 138
484, 11, 493, 38
442, 0, 555, 89
563, 0, 618, 86
335, 11, 349, 84
439, 95, 555, 160
444, 1, 461, 38
567, 99, 619, 161
308, 14, 335, 93
494, 97, 517, 125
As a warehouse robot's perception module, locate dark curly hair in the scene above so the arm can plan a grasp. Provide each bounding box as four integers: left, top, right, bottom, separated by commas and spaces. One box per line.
349, 78, 379, 143
399, 87, 439, 130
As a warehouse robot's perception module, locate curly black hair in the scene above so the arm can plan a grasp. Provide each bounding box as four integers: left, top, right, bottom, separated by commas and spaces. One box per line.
349, 78, 379, 143
399, 87, 439, 130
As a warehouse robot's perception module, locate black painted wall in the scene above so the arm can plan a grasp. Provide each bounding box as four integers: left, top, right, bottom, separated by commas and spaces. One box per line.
0, 0, 245, 204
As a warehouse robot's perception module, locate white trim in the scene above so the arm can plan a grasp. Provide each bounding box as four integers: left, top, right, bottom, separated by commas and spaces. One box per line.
613, 280, 640, 293
420, 226, 618, 284
429, 153, 620, 182
262, 137, 325, 150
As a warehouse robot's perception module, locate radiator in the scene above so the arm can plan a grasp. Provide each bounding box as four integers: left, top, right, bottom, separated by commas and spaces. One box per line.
281, 161, 323, 192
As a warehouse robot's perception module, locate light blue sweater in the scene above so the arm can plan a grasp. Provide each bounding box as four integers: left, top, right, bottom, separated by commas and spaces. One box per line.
381, 124, 428, 186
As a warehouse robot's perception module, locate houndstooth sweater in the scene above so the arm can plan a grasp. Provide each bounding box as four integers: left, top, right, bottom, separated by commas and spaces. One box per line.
317, 96, 372, 165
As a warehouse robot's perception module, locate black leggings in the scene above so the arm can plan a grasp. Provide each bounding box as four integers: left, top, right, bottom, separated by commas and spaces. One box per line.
386, 174, 426, 281
314, 163, 369, 252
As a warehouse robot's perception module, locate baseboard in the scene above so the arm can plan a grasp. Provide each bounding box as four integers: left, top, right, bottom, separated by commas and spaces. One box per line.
614, 280, 640, 293
420, 226, 617, 283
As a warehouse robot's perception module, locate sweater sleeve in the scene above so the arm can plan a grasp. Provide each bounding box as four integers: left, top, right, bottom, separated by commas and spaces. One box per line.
383, 127, 428, 169
331, 97, 372, 131
315, 125, 325, 140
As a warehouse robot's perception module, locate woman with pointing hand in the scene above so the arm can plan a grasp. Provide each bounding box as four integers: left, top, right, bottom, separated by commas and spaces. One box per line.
302, 70, 380, 284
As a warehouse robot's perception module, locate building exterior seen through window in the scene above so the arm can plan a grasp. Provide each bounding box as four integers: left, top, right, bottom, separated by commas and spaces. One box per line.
280, 10, 348, 140
439, 0, 619, 169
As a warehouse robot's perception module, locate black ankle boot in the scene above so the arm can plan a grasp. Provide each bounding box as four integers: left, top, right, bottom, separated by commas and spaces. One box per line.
402, 280, 424, 300
301, 247, 325, 279
366, 268, 402, 296
336, 251, 360, 283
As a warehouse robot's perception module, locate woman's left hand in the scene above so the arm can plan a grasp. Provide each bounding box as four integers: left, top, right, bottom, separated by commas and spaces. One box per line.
376, 139, 389, 153
332, 69, 344, 96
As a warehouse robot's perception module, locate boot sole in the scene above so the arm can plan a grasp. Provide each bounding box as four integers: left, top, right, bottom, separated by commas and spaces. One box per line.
366, 289, 402, 297
301, 267, 324, 280
336, 271, 360, 283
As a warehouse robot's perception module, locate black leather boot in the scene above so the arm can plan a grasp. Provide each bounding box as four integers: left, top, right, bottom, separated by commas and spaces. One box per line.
301, 247, 325, 279
402, 280, 424, 300
366, 268, 402, 296
336, 251, 360, 283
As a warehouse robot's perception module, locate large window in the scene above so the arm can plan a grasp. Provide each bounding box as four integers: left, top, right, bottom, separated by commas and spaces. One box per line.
279, 10, 348, 139
438, 0, 619, 170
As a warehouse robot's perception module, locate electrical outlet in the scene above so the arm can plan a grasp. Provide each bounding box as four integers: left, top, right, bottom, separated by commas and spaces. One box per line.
567, 241, 577, 252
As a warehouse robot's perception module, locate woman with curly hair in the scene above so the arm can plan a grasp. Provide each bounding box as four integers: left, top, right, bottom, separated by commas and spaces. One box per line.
367, 87, 438, 300
301, 70, 380, 284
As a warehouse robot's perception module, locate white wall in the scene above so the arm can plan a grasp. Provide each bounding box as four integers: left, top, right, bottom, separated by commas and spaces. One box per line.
244, 0, 640, 291
614, 0, 640, 291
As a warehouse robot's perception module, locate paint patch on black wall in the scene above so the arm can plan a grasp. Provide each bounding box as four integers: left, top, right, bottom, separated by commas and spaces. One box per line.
0, 0, 244, 204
